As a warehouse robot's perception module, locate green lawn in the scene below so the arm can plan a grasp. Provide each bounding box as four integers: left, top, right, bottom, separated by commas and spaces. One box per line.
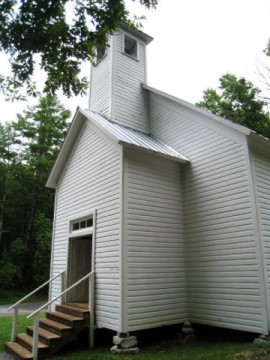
53, 342, 261, 360
1, 316, 270, 360
47, 340, 270, 360
0, 314, 39, 351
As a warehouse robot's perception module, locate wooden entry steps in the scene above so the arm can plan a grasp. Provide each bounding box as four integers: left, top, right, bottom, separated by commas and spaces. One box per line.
5, 303, 90, 360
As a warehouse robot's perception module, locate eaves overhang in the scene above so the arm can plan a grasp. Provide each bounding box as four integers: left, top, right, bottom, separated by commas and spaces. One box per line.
119, 23, 153, 45
46, 108, 86, 189
248, 132, 270, 155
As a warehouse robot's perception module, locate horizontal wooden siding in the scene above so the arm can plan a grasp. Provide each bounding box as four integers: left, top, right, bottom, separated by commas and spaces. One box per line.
252, 149, 270, 325
50, 122, 121, 330
112, 32, 149, 133
124, 149, 187, 331
149, 92, 266, 333
89, 41, 112, 118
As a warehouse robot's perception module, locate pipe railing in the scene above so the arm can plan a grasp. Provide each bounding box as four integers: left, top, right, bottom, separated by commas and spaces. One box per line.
27, 270, 95, 360
8, 270, 66, 343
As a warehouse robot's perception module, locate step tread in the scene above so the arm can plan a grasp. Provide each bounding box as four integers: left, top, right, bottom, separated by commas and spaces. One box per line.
5, 342, 33, 360
67, 302, 89, 310
46, 311, 82, 322
39, 318, 72, 331
27, 326, 61, 340
57, 304, 90, 314
16, 333, 48, 349
56, 304, 90, 319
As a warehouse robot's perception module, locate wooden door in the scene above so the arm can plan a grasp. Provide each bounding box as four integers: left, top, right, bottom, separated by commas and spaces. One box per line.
67, 236, 92, 302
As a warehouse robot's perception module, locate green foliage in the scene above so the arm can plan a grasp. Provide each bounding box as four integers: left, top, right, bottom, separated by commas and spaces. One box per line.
0, 254, 22, 289
0, 74, 41, 101
0, 0, 158, 98
265, 38, 270, 56
0, 95, 70, 290
32, 214, 52, 286
0, 122, 18, 164
197, 73, 270, 138
0, 289, 47, 305
0, 239, 27, 288
10, 238, 28, 264
13, 95, 71, 168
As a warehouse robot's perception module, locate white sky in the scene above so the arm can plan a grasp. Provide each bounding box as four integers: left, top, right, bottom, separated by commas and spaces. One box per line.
0, 0, 270, 124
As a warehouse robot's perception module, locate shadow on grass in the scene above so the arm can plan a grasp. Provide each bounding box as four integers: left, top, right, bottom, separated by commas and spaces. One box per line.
57, 323, 260, 359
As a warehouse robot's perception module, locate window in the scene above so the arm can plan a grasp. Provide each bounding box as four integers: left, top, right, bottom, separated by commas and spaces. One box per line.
123, 34, 138, 59
69, 211, 96, 238
93, 46, 106, 66
71, 217, 93, 232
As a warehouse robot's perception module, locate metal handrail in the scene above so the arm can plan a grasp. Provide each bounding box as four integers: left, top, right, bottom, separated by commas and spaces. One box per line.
9, 270, 66, 345
28, 270, 94, 317
28, 270, 95, 360
8, 270, 66, 311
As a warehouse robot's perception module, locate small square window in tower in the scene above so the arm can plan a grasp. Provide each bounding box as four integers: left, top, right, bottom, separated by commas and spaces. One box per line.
124, 34, 138, 59
94, 46, 106, 65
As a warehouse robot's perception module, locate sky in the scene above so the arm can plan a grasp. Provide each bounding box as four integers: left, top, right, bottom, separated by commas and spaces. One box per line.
0, 0, 270, 124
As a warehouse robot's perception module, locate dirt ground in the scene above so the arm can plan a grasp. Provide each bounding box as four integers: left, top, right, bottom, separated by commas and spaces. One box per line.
231, 349, 270, 360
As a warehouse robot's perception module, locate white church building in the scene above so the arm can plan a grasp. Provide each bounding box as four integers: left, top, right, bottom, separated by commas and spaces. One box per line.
47, 23, 270, 342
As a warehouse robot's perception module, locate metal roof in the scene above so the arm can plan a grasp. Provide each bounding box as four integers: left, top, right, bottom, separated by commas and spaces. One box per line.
79, 108, 189, 164
119, 23, 153, 45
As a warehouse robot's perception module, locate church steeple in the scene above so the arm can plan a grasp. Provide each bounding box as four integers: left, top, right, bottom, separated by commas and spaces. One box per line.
89, 24, 153, 133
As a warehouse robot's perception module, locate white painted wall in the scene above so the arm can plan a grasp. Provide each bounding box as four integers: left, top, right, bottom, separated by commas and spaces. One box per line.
123, 148, 187, 331
89, 37, 112, 118
89, 28, 149, 133
148, 91, 267, 334
50, 120, 122, 331
251, 143, 270, 329
112, 32, 149, 133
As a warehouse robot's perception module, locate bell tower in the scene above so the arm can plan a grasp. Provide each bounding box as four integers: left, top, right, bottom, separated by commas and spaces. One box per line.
89, 24, 153, 134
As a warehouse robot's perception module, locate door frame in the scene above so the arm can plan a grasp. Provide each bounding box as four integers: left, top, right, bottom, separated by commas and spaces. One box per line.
66, 209, 96, 302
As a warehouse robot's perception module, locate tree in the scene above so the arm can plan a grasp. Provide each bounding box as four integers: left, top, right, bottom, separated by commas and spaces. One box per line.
0, 0, 158, 98
0, 123, 17, 252
0, 95, 71, 289
259, 39, 270, 106
32, 214, 52, 286
12, 95, 71, 247
0, 238, 27, 288
197, 73, 270, 138
265, 39, 270, 57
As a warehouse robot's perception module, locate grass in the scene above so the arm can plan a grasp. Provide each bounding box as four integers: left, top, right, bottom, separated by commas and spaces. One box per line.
54, 342, 258, 360
0, 289, 48, 306
50, 334, 270, 360
1, 317, 270, 360
0, 314, 44, 351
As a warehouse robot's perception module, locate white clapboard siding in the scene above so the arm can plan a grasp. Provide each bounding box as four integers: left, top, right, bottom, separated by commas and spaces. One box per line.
112, 32, 149, 133
252, 150, 270, 311
124, 149, 187, 331
50, 121, 121, 331
89, 39, 112, 118
148, 92, 266, 333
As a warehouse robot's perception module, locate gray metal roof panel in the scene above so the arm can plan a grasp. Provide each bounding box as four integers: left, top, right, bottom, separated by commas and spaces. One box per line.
79, 108, 189, 163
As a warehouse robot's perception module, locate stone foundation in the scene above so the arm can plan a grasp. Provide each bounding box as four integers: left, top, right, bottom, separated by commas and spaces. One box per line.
110, 332, 139, 354
182, 322, 196, 342
254, 334, 270, 344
